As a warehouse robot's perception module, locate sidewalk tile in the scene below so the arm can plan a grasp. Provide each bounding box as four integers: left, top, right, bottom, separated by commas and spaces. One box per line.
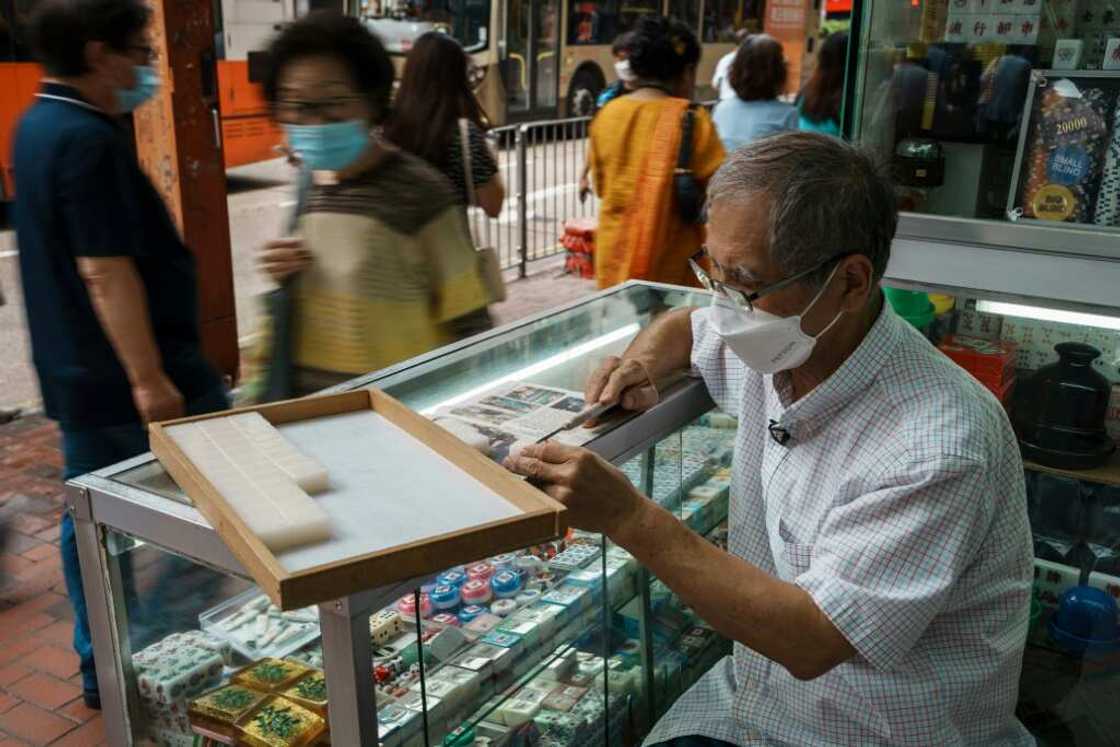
57, 697, 97, 725
48, 715, 103, 747
0, 702, 75, 745
18, 648, 77, 682
7, 673, 80, 711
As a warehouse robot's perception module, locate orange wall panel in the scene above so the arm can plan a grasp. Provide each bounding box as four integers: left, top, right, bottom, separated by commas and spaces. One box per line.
217, 60, 269, 117
0, 63, 44, 198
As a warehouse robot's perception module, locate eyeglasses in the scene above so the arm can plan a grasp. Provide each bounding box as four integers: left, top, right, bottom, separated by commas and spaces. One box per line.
125, 44, 156, 63
689, 249, 848, 312
274, 97, 365, 121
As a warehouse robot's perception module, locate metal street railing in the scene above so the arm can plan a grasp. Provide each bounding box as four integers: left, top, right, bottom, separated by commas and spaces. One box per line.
467, 102, 717, 277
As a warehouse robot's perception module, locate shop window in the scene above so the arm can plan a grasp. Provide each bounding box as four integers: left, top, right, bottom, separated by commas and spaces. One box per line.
852, 0, 1120, 228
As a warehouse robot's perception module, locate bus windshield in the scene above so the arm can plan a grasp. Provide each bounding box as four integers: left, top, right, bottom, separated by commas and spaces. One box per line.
364, 0, 490, 54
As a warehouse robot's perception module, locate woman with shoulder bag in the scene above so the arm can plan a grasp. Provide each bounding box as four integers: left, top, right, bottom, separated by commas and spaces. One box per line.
385, 32, 504, 337
246, 14, 490, 401
587, 16, 725, 289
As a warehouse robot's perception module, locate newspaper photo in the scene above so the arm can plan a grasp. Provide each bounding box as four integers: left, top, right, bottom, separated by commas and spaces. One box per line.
431, 383, 612, 461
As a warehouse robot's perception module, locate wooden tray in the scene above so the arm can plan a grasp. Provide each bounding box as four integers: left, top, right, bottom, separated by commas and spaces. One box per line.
150, 389, 567, 609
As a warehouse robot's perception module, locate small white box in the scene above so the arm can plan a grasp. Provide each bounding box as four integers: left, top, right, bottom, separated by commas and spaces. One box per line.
1103, 38, 1120, 70
1053, 38, 1084, 70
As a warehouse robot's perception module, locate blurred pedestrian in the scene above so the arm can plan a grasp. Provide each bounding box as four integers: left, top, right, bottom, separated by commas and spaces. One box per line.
597, 31, 637, 109
386, 32, 504, 218
712, 27, 750, 100
13, 0, 228, 708
580, 31, 636, 201
713, 33, 797, 152
797, 31, 847, 136
385, 31, 502, 338
587, 16, 724, 289
250, 13, 490, 398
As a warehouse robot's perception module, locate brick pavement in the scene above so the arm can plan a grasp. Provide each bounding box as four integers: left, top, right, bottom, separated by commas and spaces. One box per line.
0, 264, 594, 744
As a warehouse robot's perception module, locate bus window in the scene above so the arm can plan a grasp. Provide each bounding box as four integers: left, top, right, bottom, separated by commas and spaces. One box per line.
667, 0, 699, 37
366, 0, 491, 54
567, 0, 657, 46
618, 0, 658, 32
568, 0, 618, 46
702, 0, 759, 43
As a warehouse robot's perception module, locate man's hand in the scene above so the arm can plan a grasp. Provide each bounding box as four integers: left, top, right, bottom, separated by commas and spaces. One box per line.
257, 237, 312, 282
131, 373, 184, 424
584, 355, 660, 420
504, 441, 644, 535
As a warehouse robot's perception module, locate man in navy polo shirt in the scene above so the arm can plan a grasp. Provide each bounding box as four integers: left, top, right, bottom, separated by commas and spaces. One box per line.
14, 0, 227, 708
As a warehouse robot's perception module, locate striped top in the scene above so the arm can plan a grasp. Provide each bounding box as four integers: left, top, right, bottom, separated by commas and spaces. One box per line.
289, 148, 488, 393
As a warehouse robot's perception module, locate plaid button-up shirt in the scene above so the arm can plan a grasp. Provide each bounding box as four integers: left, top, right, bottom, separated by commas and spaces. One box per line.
644, 301, 1035, 746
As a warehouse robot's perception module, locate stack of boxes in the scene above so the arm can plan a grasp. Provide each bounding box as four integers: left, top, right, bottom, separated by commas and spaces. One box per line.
938, 334, 1019, 405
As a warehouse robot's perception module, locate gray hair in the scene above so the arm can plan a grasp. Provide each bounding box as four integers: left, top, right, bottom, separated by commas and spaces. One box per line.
707, 132, 897, 287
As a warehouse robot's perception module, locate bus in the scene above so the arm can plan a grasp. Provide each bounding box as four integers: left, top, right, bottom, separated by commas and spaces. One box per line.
0, 0, 326, 200
364, 0, 769, 123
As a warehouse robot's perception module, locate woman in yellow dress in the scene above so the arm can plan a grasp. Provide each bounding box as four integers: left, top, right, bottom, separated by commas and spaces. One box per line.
588, 16, 725, 289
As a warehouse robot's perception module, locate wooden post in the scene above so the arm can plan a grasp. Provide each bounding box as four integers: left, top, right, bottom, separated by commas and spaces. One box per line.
133, 0, 239, 382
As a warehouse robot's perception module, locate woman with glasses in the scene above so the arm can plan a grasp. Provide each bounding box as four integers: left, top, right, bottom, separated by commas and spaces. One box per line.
247, 13, 490, 399
587, 15, 725, 289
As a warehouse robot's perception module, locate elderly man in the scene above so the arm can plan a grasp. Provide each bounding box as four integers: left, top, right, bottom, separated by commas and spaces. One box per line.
507, 133, 1034, 746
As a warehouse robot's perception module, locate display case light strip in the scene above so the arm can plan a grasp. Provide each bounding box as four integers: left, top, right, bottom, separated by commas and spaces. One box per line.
976, 301, 1120, 332
421, 322, 642, 414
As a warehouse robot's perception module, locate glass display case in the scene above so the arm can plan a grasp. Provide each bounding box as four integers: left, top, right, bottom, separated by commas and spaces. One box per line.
65, 281, 735, 746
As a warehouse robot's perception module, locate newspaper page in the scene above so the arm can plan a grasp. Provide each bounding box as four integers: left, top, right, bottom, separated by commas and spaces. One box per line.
430, 383, 611, 461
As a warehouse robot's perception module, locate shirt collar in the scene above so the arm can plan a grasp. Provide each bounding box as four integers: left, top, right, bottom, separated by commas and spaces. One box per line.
770, 294, 903, 429
37, 82, 113, 120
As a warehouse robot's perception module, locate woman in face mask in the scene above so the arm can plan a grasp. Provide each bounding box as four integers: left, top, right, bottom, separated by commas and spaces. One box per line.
578, 31, 635, 201
246, 12, 490, 400
598, 31, 637, 109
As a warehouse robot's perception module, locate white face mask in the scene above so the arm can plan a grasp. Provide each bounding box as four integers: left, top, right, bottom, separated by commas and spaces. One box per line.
614, 59, 637, 83
708, 264, 845, 374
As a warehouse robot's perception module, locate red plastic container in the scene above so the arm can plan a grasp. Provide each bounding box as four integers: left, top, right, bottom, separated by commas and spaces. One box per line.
939, 335, 1017, 390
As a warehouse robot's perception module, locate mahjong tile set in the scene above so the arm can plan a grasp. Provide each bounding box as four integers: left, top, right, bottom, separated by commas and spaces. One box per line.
150, 390, 565, 611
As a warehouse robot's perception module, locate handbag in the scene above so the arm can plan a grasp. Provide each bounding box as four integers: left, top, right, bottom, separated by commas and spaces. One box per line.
459, 118, 507, 303
674, 104, 705, 224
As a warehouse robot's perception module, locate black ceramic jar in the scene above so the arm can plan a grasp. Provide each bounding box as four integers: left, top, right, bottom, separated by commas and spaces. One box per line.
1015, 343, 1116, 470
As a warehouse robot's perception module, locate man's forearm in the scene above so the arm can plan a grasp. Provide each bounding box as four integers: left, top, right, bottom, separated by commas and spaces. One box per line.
77, 256, 164, 384
612, 497, 855, 680
622, 307, 696, 384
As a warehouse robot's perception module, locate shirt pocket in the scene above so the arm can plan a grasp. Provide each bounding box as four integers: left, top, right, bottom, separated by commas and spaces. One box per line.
777, 518, 814, 574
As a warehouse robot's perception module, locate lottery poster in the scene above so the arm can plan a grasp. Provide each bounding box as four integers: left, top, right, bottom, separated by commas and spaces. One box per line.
1016, 75, 1120, 226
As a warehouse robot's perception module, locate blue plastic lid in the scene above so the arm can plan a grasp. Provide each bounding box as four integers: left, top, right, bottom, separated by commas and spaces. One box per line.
438, 569, 468, 588
430, 584, 461, 610
491, 569, 523, 598
458, 604, 486, 624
